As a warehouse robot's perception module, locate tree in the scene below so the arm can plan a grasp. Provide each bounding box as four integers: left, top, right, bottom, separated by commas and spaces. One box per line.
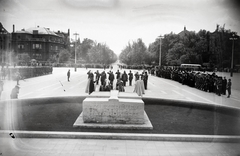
87, 42, 117, 64
79, 38, 94, 62
119, 42, 132, 65
119, 39, 148, 65
58, 49, 71, 63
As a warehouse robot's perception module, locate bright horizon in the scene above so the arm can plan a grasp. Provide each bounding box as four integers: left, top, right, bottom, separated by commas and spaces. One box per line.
1, 0, 240, 55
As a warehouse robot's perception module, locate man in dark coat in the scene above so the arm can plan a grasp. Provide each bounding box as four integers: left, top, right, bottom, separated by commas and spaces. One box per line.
67, 69, 70, 82
89, 75, 95, 95
222, 77, 227, 95
108, 71, 115, 87
143, 71, 148, 90
115, 70, 121, 80
227, 79, 232, 98
94, 70, 100, 85
121, 71, 128, 86
128, 70, 133, 86
100, 71, 107, 85
10, 85, 20, 99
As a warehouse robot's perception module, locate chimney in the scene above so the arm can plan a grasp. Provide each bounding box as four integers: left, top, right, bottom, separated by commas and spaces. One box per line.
68, 29, 70, 36
13, 24, 15, 32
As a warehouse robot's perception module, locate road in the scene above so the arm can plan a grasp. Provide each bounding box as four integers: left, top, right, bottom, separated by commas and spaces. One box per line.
1, 67, 240, 109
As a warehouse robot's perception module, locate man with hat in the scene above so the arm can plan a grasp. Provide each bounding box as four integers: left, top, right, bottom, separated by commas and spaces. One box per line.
10, 85, 20, 99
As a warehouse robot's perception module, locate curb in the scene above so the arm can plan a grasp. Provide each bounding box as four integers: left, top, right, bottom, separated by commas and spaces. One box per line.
1, 130, 240, 143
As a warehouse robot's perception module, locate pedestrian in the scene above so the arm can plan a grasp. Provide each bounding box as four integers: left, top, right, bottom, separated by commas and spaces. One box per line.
108, 71, 115, 87
85, 70, 95, 95
100, 71, 107, 86
143, 71, 148, 90
227, 79, 232, 98
10, 85, 20, 99
67, 69, 70, 82
133, 76, 145, 96
128, 70, 133, 86
121, 71, 128, 86
115, 70, 121, 80
94, 70, 100, 85
85, 70, 92, 94
89, 74, 95, 94
222, 77, 227, 95
216, 77, 222, 96
0, 80, 3, 100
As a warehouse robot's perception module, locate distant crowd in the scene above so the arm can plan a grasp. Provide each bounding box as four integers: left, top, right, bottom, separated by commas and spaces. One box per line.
151, 67, 232, 98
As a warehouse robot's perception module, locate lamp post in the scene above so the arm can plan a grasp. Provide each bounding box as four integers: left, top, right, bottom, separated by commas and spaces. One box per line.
229, 34, 237, 77
158, 35, 163, 67
73, 32, 79, 72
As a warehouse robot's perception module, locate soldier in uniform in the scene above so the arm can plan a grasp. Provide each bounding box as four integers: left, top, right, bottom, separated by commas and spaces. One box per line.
128, 70, 133, 86
227, 79, 232, 98
94, 70, 100, 85
121, 71, 128, 87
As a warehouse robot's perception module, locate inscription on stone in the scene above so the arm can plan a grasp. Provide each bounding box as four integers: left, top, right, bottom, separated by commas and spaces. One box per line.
82, 91, 145, 124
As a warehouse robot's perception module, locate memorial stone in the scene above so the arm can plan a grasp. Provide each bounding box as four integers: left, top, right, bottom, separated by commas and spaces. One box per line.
73, 90, 153, 130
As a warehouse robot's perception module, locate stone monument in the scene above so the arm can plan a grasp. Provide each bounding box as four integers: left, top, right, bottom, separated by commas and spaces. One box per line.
73, 90, 153, 129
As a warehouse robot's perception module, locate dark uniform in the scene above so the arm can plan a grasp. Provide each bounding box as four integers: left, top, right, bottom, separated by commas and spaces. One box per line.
128, 71, 133, 86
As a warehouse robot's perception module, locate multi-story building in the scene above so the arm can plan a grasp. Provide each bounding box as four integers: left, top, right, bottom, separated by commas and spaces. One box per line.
11, 25, 70, 63
0, 22, 11, 64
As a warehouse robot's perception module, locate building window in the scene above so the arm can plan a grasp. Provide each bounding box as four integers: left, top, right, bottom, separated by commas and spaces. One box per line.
18, 44, 24, 49
33, 43, 42, 49
33, 53, 42, 59
55, 46, 58, 50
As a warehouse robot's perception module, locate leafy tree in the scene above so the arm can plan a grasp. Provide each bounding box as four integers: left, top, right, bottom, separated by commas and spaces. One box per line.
59, 49, 71, 63
79, 38, 94, 62
119, 42, 133, 65
119, 39, 148, 65
87, 42, 117, 64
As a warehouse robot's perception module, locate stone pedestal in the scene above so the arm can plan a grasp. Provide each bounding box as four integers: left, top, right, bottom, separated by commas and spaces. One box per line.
73, 90, 153, 130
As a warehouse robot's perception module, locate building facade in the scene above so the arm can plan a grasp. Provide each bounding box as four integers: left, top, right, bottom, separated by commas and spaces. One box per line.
0, 22, 11, 64
11, 26, 70, 63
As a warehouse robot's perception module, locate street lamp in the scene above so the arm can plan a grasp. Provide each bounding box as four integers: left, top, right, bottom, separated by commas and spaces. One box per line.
73, 32, 79, 72
229, 33, 237, 77
158, 35, 163, 67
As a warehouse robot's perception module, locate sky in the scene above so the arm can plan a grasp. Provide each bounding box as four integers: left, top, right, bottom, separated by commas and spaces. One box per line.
1, 0, 240, 55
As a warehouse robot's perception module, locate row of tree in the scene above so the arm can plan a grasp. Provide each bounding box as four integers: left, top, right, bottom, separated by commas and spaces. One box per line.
61, 38, 118, 65
119, 25, 240, 70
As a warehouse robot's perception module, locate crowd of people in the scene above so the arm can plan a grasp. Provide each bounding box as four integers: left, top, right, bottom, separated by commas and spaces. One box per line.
152, 67, 232, 98
84, 69, 148, 96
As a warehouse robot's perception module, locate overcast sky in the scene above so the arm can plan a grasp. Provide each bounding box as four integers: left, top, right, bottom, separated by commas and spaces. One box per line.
1, 0, 240, 55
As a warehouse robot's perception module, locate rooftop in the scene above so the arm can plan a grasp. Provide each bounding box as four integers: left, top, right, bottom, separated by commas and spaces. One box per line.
15, 26, 58, 36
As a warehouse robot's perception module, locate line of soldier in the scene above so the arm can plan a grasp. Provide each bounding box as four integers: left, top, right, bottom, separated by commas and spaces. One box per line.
153, 67, 232, 98
86, 69, 149, 93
